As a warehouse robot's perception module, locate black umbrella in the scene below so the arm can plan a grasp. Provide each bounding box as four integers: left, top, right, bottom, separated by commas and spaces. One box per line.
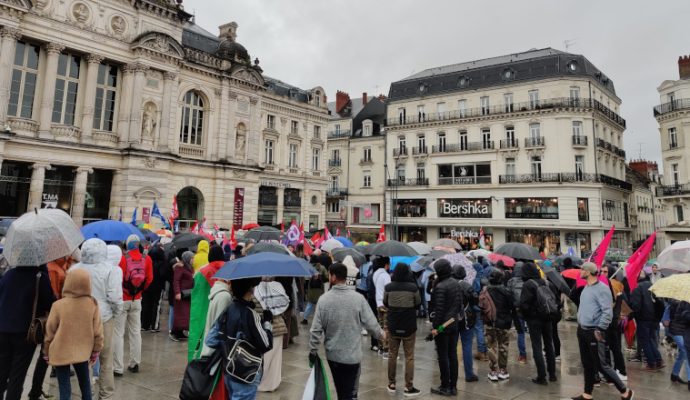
171, 232, 206, 250
246, 241, 290, 255
331, 247, 366, 267
244, 226, 281, 242
541, 263, 571, 295
371, 240, 418, 257
356, 243, 377, 256
494, 242, 540, 261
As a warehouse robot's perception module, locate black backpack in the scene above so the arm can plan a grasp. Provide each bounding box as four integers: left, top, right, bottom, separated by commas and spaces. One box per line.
532, 280, 560, 321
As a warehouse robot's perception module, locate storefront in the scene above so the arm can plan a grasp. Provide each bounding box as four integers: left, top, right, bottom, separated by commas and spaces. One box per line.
505, 197, 559, 219
506, 229, 560, 256
563, 231, 592, 258
396, 199, 426, 218
439, 226, 493, 251
0, 160, 31, 217
398, 226, 427, 242
258, 186, 278, 226
282, 188, 301, 224
83, 169, 113, 223
42, 166, 75, 214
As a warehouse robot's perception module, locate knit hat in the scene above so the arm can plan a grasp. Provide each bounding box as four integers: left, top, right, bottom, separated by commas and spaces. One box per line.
208, 245, 225, 263
125, 234, 140, 250
581, 262, 598, 275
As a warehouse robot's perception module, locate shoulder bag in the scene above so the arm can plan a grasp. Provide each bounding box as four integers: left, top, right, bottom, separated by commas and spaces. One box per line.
27, 272, 48, 345
223, 305, 263, 384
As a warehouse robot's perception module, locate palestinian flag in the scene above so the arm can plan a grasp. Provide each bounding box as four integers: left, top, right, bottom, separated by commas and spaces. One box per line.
302, 354, 331, 400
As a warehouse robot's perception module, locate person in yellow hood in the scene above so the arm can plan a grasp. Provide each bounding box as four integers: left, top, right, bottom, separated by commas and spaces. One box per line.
192, 240, 210, 272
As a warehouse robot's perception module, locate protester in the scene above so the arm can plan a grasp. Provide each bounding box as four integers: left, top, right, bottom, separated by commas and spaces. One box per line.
255, 280, 288, 393
141, 242, 166, 332
197, 278, 232, 400
483, 268, 515, 382
364, 256, 381, 351
384, 263, 422, 396
187, 245, 225, 360
664, 299, 689, 385
373, 256, 392, 358
452, 265, 479, 382
192, 240, 209, 272
507, 262, 528, 363
520, 262, 558, 385
44, 269, 104, 400
675, 300, 690, 392
171, 251, 194, 341
430, 259, 461, 396
205, 277, 273, 398
630, 271, 665, 370
71, 240, 123, 399
571, 262, 634, 400
472, 257, 488, 361
302, 253, 329, 324
309, 262, 385, 400
649, 263, 664, 284
603, 264, 628, 381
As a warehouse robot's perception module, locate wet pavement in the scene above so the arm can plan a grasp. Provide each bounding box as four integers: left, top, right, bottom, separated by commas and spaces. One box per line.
26, 305, 690, 399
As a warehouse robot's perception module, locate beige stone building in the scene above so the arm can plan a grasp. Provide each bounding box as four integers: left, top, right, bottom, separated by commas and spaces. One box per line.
0, 0, 329, 230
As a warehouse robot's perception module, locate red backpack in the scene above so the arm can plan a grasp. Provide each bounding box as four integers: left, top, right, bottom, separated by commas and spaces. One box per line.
123, 254, 146, 296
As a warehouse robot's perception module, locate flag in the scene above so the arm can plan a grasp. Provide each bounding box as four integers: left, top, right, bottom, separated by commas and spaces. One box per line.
324, 226, 333, 241
130, 207, 137, 226
336, 228, 341, 237
285, 221, 300, 246
151, 201, 169, 228
478, 227, 486, 249
589, 226, 615, 269
301, 354, 331, 400
376, 224, 386, 242
190, 220, 199, 233
118, 206, 123, 222
213, 224, 220, 233
625, 232, 656, 292
346, 228, 351, 239
280, 221, 285, 234
199, 217, 207, 234
311, 231, 323, 249
171, 196, 179, 220
298, 222, 313, 257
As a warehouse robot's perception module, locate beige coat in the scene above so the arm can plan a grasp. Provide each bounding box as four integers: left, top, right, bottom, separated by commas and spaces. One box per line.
44, 268, 104, 366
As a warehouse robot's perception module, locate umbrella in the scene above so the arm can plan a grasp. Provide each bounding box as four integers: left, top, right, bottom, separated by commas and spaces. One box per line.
246, 241, 291, 256
244, 226, 281, 242
431, 238, 462, 250
356, 243, 377, 256
407, 242, 432, 255
3, 209, 84, 267
650, 274, 690, 302
156, 228, 173, 238
554, 255, 583, 268
467, 249, 491, 259
355, 241, 369, 246
371, 240, 418, 257
214, 252, 313, 280
81, 220, 144, 243
561, 269, 581, 280
390, 256, 421, 271
541, 263, 571, 295
331, 247, 366, 267
242, 222, 260, 230
333, 236, 353, 248
171, 232, 206, 250
431, 252, 475, 285
655, 241, 690, 273
488, 253, 515, 267
254, 281, 290, 315
320, 238, 344, 253
494, 242, 540, 261
139, 228, 158, 242
411, 256, 435, 273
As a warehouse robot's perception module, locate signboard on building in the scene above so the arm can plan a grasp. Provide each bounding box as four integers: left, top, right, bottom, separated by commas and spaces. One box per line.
259, 180, 291, 188
233, 188, 245, 229
438, 198, 492, 218
41, 193, 58, 209
142, 207, 150, 223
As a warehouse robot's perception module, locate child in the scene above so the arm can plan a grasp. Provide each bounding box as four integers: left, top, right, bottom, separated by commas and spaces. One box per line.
44, 269, 104, 400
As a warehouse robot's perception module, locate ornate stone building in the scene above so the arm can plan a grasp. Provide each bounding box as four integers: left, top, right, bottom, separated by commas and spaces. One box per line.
0, 0, 329, 229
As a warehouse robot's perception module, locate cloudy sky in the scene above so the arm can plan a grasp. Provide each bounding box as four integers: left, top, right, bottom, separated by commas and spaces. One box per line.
191, 0, 689, 165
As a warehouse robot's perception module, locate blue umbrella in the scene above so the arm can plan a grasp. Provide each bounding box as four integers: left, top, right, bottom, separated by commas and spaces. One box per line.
333, 236, 353, 248
81, 220, 144, 242
390, 256, 421, 271
139, 228, 158, 242
214, 252, 313, 280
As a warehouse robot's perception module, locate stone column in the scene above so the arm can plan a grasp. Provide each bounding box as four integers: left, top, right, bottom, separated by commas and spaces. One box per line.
128, 63, 149, 146
226, 91, 238, 159
116, 64, 135, 145
38, 43, 65, 137
276, 187, 284, 225
80, 54, 104, 143
0, 27, 21, 125
109, 169, 123, 218
70, 166, 93, 226
216, 80, 229, 160
158, 71, 177, 152
28, 163, 51, 210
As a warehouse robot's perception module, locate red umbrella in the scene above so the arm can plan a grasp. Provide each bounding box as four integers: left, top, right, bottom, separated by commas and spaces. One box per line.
242, 222, 260, 230
488, 253, 515, 267
561, 269, 581, 280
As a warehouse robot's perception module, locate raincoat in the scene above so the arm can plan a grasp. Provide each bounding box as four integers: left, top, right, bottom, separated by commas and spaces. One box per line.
187, 248, 225, 361
192, 240, 209, 272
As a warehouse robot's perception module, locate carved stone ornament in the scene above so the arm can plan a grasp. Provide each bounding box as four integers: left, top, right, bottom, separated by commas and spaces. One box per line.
110, 15, 126, 35
233, 69, 259, 85
141, 102, 157, 139
147, 35, 170, 53
143, 157, 159, 169
163, 71, 178, 81
44, 42, 65, 55
0, 27, 22, 40
85, 54, 104, 64
33, 0, 49, 10
72, 2, 90, 23
232, 169, 247, 179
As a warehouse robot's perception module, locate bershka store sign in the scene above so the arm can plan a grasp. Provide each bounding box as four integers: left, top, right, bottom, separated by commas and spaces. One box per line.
438, 198, 492, 218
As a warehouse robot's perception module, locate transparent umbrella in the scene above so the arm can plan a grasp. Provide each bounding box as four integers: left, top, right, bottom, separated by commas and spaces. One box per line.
3, 209, 84, 267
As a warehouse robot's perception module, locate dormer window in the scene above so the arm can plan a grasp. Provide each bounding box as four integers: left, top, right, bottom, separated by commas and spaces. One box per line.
458, 76, 469, 88
418, 83, 427, 94
502, 68, 515, 80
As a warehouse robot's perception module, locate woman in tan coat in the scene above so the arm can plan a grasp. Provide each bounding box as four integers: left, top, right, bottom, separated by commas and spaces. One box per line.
44, 268, 104, 400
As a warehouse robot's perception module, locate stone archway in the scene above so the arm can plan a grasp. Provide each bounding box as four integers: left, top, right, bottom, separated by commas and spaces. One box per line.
176, 186, 204, 230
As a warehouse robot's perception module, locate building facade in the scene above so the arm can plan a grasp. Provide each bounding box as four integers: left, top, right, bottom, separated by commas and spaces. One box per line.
0, 0, 328, 229
384, 48, 631, 255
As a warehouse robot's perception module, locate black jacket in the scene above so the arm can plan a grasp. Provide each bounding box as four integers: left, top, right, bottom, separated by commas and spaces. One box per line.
384, 281, 421, 337
630, 279, 662, 322
146, 244, 166, 293
221, 298, 273, 355
431, 274, 461, 329
519, 263, 558, 321
487, 284, 515, 330
668, 300, 688, 336
0, 266, 55, 333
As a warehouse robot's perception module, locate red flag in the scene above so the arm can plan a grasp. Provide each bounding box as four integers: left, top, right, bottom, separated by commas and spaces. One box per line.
377, 224, 386, 242
298, 223, 312, 256
311, 231, 323, 248
171, 196, 179, 220
324, 226, 333, 241
625, 232, 656, 292
589, 226, 615, 269
346, 228, 351, 239
280, 221, 285, 234
336, 228, 341, 237
190, 220, 199, 233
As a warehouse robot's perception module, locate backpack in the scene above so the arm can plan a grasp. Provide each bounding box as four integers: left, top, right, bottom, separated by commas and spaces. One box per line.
533, 281, 560, 321
478, 287, 497, 323
507, 277, 524, 307
124, 254, 147, 296
458, 281, 477, 330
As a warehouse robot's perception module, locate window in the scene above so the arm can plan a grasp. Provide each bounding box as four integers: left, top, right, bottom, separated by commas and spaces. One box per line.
529, 89, 539, 108
396, 199, 427, 218
52, 53, 81, 125
312, 148, 320, 170
398, 107, 406, 123
531, 156, 542, 179
458, 99, 467, 118
330, 175, 339, 190
480, 96, 490, 115
314, 125, 321, 139
505, 126, 515, 147
572, 121, 583, 137
291, 120, 298, 135
575, 155, 584, 180
327, 201, 339, 213
438, 162, 491, 185
363, 147, 371, 162
669, 127, 678, 148
398, 136, 406, 151
668, 92, 675, 103
529, 123, 541, 139
363, 172, 371, 187
505, 197, 559, 219
676, 205, 684, 222
363, 124, 371, 137
417, 105, 425, 122
179, 91, 204, 145
353, 204, 379, 224
93, 62, 118, 132
315, 94, 320, 107
505, 157, 515, 176
570, 87, 580, 104
331, 149, 339, 161
504, 93, 513, 112
437, 102, 446, 119
438, 132, 447, 152
288, 143, 298, 168
266, 114, 275, 129
482, 128, 491, 149
672, 163, 679, 186
417, 135, 426, 152
459, 130, 467, 151
416, 163, 425, 180
264, 139, 274, 164
8, 41, 39, 119
396, 165, 405, 181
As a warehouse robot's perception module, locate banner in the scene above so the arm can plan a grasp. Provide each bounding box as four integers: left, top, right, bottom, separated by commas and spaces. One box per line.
233, 188, 245, 230
142, 207, 151, 224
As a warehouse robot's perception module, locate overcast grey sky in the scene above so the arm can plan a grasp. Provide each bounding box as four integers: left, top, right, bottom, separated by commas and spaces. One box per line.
191, 0, 689, 165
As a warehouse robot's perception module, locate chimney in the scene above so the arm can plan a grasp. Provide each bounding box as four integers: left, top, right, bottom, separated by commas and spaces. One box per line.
335, 90, 350, 113
679, 55, 690, 79
362, 92, 368, 105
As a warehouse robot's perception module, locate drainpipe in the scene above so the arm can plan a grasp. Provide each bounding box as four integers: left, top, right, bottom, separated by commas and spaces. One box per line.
590, 81, 604, 247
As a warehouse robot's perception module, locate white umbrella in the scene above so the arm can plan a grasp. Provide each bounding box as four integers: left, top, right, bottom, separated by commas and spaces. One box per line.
254, 281, 290, 316
407, 241, 432, 255
3, 209, 84, 267
467, 249, 491, 259
656, 240, 690, 273
320, 238, 344, 253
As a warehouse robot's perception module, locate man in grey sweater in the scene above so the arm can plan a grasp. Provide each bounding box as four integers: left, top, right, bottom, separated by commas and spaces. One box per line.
310, 262, 386, 400
571, 262, 634, 400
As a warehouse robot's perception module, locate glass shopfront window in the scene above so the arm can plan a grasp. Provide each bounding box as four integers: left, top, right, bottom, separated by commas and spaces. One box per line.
0, 160, 31, 217
577, 198, 589, 222
83, 169, 113, 223
396, 199, 426, 217
352, 204, 380, 224
398, 226, 427, 243
258, 186, 277, 226
438, 163, 491, 185
43, 166, 75, 214
506, 229, 560, 256
505, 197, 558, 219
439, 226, 493, 251
284, 188, 301, 208
438, 198, 492, 218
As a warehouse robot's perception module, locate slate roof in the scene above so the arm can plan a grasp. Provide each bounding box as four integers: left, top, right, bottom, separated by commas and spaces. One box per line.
182, 22, 219, 54
264, 76, 310, 103
327, 97, 366, 120
389, 48, 617, 101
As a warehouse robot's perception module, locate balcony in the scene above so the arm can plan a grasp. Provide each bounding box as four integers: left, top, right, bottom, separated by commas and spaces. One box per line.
412, 146, 428, 156
524, 137, 545, 148
572, 135, 588, 147
431, 141, 495, 154
328, 129, 351, 139
386, 97, 626, 129
326, 188, 348, 197
259, 194, 278, 206
179, 144, 205, 158
596, 138, 625, 158
499, 139, 519, 150
669, 142, 680, 150
498, 173, 632, 191
653, 99, 690, 117
328, 159, 341, 167
387, 178, 429, 187
656, 184, 690, 197
393, 147, 408, 157
438, 176, 491, 185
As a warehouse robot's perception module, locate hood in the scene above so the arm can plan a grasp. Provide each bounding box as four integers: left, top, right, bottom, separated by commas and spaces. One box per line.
521, 262, 541, 281
182, 251, 195, 268
209, 281, 231, 300
452, 265, 467, 280
106, 245, 122, 267
197, 240, 210, 254
62, 268, 92, 298
80, 238, 108, 265
435, 260, 452, 281
208, 245, 224, 262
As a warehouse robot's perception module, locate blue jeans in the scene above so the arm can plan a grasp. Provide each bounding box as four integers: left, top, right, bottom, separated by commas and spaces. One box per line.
92, 358, 100, 377
672, 335, 690, 380
459, 328, 476, 379
225, 370, 261, 400
517, 319, 527, 357
637, 320, 662, 366
303, 302, 316, 320
474, 316, 487, 354
168, 305, 174, 332
56, 361, 91, 400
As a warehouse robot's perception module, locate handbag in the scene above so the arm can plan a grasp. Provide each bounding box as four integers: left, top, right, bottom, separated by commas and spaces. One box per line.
224, 333, 263, 384
179, 350, 224, 400
181, 289, 192, 299
26, 272, 48, 346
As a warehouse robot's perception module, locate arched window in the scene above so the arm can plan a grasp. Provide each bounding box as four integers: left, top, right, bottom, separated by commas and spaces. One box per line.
180, 90, 204, 146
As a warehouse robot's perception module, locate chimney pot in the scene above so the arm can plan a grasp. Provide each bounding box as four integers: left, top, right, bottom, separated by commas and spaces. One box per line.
362, 92, 368, 105
679, 55, 690, 79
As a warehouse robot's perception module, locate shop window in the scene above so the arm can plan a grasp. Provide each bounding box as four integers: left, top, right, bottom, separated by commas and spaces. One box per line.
506, 229, 560, 256
438, 162, 491, 185
0, 160, 31, 217
505, 197, 558, 219
83, 169, 113, 222
284, 188, 301, 208
577, 198, 589, 221
396, 199, 426, 218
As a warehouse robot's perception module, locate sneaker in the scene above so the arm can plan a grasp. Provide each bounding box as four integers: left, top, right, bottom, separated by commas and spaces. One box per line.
465, 375, 479, 382
169, 333, 180, 342
114, 371, 123, 377
141, 328, 150, 332
430, 386, 452, 396
381, 352, 389, 360
621, 389, 635, 400
371, 345, 379, 352
387, 383, 396, 394
555, 355, 561, 362
498, 370, 510, 380
616, 370, 628, 381
127, 364, 139, 373
403, 386, 421, 397
628, 356, 642, 362
549, 375, 558, 382
487, 371, 499, 382
300, 319, 308, 325
361, 328, 368, 336
150, 328, 160, 333
531, 377, 548, 385
518, 355, 527, 364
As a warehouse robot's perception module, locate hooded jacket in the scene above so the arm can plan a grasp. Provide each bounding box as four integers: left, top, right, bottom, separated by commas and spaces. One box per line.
431, 262, 461, 329
486, 284, 515, 330
0, 265, 54, 333
44, 269, 104, 366
192, 240, 210, 272
200, 282, 233, 357
452, 265, 478, 329
384, 278, 421, 337
72, 239, 123, 322
519, 262, 557, 321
